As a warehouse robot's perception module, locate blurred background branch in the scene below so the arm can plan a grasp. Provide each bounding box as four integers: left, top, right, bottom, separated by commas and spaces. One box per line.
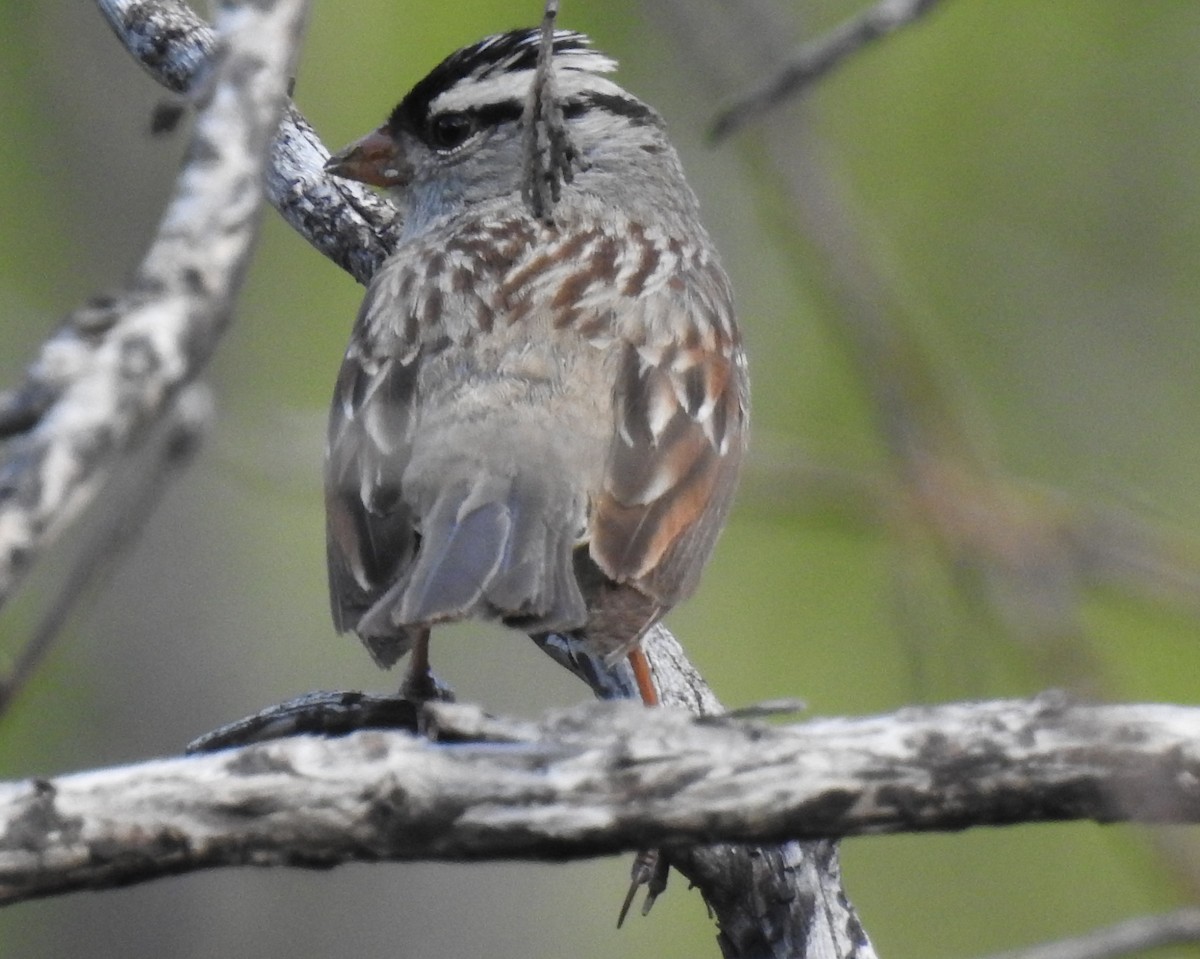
0, 383, 212, 718
974, 910, 1200, 959
651, 0, 1200, 706
710, 0, 948, 140
0, 0, 308, 711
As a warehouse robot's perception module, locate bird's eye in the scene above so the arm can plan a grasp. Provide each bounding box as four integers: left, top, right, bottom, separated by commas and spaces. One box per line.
427, 112, 474, 150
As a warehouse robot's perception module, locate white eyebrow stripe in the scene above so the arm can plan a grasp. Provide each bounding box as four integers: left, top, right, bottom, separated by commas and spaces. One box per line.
429, 65, 624, 115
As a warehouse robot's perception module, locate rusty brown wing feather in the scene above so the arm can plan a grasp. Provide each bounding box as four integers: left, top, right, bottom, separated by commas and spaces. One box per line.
590, 242, 748, 606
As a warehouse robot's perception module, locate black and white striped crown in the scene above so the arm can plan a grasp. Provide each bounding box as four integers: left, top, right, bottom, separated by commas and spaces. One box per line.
389, 29, 632, 134
429, 30, 612, 87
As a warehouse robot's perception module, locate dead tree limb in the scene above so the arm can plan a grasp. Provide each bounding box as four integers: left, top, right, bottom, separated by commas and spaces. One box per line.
2, 696, 1197, 908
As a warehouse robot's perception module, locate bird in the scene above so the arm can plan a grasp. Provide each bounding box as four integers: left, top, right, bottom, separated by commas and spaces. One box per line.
322, 28, 747, 709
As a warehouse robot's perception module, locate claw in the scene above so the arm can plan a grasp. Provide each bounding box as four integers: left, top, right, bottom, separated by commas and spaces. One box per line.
617, 878, 640, 929
641, 852, 670, 916
616, 849, 669, 927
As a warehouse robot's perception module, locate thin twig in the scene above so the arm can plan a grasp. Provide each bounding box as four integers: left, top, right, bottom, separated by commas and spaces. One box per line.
710, 0, 948, 139
521, 0, 580, 222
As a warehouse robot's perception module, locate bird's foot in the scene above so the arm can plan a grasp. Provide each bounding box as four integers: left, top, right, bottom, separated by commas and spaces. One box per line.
617, 847, 670, 927
400, 666, 457, 704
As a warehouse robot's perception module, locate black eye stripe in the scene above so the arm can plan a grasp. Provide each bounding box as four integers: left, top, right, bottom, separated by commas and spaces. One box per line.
558, 93, 659, 129
576, 92, 658, 127
470, 101, 525, 129
390, 87, 658, 148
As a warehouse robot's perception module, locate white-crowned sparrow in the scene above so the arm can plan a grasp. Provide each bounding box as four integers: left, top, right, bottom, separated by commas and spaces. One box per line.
323, 29, 748, 705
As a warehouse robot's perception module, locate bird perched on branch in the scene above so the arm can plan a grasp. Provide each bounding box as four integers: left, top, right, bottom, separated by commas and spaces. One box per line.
323, 28, 747, 710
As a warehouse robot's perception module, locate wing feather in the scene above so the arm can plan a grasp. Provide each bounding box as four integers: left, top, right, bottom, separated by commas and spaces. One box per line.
324, 251, 456, 664
589, 248, 747, 605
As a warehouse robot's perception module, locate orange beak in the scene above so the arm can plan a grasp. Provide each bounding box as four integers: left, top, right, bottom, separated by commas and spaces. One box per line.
324, 127, 411, 188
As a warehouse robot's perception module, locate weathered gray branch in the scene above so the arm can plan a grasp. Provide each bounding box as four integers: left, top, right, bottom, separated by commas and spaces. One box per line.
0, 0, 309, 608
96, 0, 401, 283
2, 696, 1197, 907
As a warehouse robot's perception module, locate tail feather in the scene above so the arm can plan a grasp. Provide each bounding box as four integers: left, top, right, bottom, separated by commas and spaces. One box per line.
488, 516, 586, 632
400, 498, 511, 624
359, 472, 588, 636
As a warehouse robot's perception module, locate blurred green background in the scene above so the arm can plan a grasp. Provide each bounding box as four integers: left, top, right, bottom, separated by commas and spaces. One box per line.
3, 1, 1200, 957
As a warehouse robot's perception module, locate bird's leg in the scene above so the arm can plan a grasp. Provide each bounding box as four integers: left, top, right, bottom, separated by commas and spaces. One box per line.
399, 627, 453, 702
628, 646, 660, 707
617, 643, 670, 926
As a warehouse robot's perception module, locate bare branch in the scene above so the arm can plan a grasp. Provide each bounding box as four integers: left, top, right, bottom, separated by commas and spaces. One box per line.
94, 0, 214, 94
710, 0, 948, 139
2, 696, 1197, 908
0, 0, 308, 608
